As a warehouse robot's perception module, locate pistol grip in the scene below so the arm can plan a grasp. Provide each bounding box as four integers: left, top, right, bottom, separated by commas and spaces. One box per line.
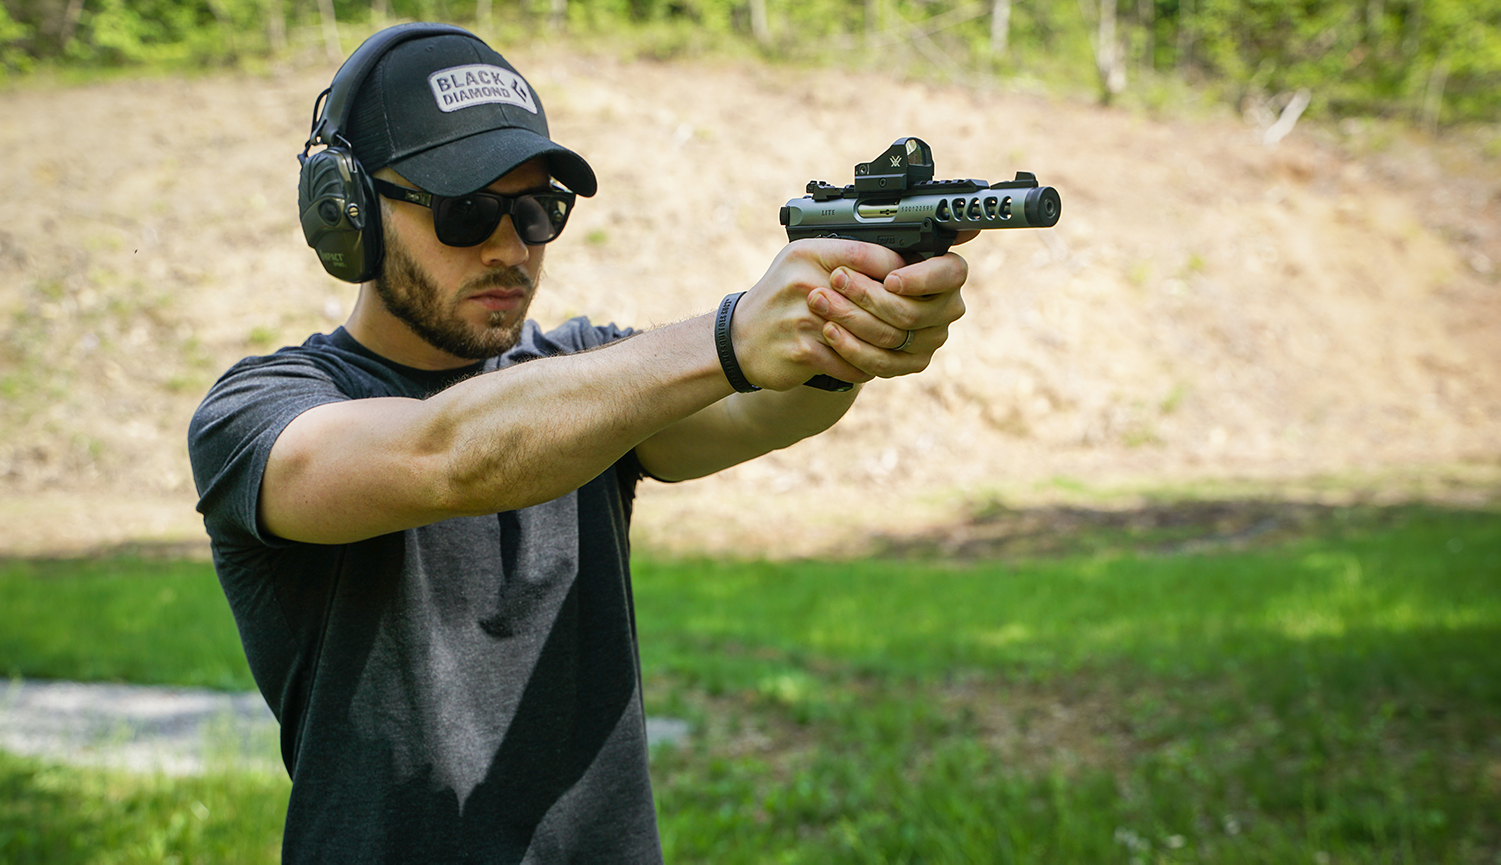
804, 374, 854, 392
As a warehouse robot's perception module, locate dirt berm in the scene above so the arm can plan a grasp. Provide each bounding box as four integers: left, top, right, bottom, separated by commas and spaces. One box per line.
1, 46, 1498, 558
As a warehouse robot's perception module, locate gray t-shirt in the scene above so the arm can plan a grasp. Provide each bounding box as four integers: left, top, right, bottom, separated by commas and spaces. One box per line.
188, 320, 662, 863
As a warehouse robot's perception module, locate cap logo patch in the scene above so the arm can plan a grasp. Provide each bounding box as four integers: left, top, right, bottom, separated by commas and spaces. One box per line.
427, 64, 538, 114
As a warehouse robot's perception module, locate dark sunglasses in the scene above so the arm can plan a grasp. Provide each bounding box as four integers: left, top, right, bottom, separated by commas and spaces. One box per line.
372, 177, 577, 247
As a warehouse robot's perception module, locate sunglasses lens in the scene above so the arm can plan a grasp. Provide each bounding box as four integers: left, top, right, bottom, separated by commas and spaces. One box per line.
435, 195, 503, 247
513, 195, 569, 244
429, 190, 574, 247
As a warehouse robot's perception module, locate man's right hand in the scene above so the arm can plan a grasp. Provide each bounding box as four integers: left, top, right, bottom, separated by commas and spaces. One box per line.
730, 238, 969, 390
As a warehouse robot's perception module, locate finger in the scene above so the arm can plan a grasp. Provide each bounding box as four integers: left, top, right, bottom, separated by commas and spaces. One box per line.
807, 285, 910, 350
820, 320, 934, 380
883, 323, 948, 356
811, 333, 876, 385
829, 266, 966, 334
882, 250, 970, 298
788, 237, 907, 286
809, 288, 948, 354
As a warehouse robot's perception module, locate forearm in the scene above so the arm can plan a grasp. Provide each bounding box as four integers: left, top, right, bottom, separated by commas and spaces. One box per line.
638, 380, 861, 482
426, 313, 729, 513
730, 381, 862, 446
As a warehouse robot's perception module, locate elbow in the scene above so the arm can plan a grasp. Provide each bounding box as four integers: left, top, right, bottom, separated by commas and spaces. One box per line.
427, 426, 562, 518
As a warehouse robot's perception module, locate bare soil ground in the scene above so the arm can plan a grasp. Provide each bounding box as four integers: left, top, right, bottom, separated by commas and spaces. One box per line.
2, 46, 1499, 558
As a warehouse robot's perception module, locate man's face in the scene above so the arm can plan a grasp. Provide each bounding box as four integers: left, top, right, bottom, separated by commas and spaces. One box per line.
372, 159, 552, 362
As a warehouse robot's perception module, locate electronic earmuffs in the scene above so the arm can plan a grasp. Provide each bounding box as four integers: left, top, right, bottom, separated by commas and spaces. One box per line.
297, 22, 472, 283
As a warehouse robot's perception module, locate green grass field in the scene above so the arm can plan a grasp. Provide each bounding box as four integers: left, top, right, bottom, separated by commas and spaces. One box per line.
1, 497, 1497, 863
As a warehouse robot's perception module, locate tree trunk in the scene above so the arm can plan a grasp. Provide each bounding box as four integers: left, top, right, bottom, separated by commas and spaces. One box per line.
267, 0, 286, 53
1421, 55, 1449, 133
1176, 0, 1194, 72
989, 0, 1011, 58
58, 0, 86, 51
1262, 88, 1311, 146
750, 0, 770, 45
316, 0, 341, 61
1137, 0, 1153, 70
1403, 0, 1423, 57
1096, 0, 1126, 103
1365, 0, 1384, 45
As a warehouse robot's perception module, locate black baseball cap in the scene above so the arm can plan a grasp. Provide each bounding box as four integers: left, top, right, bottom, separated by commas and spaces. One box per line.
344, 29, 596, 198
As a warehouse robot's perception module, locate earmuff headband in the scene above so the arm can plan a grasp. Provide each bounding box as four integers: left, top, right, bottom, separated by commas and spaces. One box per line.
298, 22, 473, 284
303, 22, 473, 158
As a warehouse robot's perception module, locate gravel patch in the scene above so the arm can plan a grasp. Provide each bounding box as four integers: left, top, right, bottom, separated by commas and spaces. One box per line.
0, 679, 690, 776
0, 679, 281, 775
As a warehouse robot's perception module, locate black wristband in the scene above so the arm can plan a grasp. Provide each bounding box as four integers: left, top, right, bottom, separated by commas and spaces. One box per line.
714, 291, 761, 393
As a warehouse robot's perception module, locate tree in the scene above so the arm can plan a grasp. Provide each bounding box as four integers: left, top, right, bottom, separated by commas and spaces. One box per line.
990, 0, 1010, 58
1094, 0, 1126, 103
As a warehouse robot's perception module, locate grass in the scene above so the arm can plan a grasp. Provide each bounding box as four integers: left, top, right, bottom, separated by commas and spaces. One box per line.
0, 556, 253, 691
0, 751, 288, 864
0, 496, 1497, 862
634, 501, 1500, 862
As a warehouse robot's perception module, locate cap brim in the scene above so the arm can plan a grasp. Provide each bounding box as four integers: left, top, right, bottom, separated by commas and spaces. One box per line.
389, 127, 597, 198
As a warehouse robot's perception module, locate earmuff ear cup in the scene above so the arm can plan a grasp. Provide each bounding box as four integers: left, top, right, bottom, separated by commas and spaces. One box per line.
300, 25, 474, 282
298, 24, 470, 282
298, 146, 383, 283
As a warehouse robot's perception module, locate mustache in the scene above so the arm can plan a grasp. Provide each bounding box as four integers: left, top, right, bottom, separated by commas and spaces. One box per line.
464, 267, 535, 293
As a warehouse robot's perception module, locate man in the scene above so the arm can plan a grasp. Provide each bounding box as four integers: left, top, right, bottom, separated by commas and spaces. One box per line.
189, 22, 970, 863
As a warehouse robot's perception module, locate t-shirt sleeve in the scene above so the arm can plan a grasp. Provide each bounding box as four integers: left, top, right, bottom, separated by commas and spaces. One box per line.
188, 355, 351, 549
504, 317, 637, 363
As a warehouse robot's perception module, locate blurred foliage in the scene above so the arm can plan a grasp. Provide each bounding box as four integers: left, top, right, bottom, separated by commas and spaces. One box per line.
1174, 0, 1501, 124
0, 0, 1497, 123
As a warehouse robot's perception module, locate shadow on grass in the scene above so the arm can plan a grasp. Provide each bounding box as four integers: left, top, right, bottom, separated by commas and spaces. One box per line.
5, 538, 214, 564
872, 494, 1501, 560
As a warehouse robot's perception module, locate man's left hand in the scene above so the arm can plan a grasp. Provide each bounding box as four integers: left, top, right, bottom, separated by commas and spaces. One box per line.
806, 247, 970, 379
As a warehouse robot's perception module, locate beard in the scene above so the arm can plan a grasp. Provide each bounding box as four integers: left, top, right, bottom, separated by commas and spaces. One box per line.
373, 237, 537, 362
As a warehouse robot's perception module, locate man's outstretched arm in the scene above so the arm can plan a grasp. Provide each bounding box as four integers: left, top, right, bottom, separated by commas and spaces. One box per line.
635, 239, 968, 481
257, 239, 963, 545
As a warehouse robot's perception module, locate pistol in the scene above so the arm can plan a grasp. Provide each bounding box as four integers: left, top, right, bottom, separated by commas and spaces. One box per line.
780, 137, 1061, 260
782, 137, 1061, 391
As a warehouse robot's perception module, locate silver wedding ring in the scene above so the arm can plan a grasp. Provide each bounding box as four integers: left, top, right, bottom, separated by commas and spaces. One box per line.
896, 329, 917, 352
